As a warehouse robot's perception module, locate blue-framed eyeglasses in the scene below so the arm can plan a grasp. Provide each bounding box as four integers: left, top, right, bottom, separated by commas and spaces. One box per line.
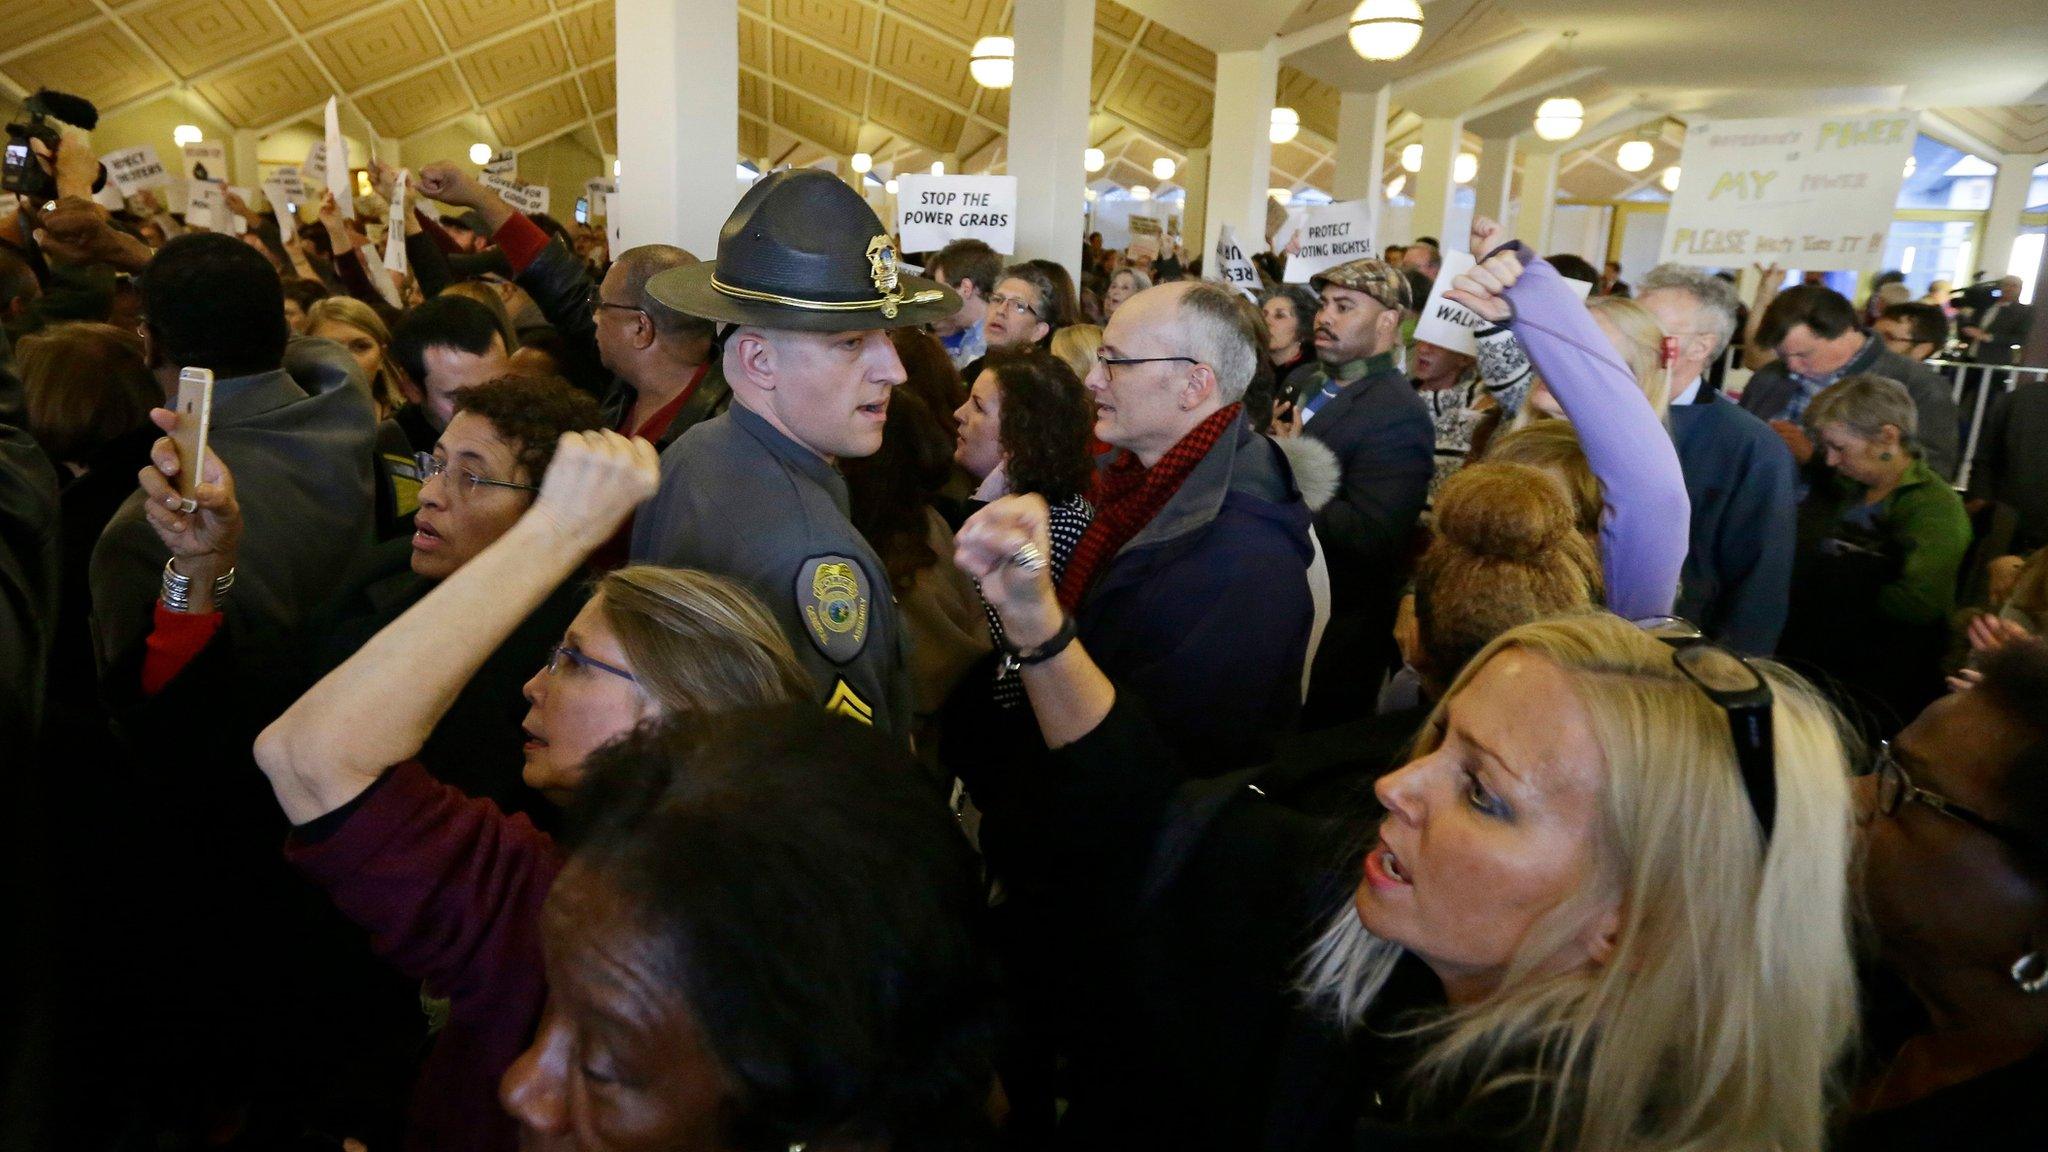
545, 644, 637, 684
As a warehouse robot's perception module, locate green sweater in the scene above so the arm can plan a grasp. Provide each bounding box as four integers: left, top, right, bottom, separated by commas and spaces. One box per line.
1825, 457, 1971, 625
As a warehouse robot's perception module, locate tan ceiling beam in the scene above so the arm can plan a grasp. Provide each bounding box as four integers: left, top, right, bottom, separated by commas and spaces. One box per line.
1919, 110, 2002, 162
1390, 30, 1549, 103
1459, 65, 1604, 127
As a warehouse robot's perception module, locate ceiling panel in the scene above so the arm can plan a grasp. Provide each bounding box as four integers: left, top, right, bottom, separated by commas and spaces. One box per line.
485, 76, 584, 146
1278, 66, 1339, 142
772, 84, 861, 154
867, 76, 965, 153
357, 62, 469, 137
595, 113, 616, 155
773, 30, 866, 108
739, 69, 770, 118
460, 24, 569, 104
1138, 23, 1213, 78
127, 0, 286, 78
1095, 0, 1144, 42
5, 23, 174, 111
887, 0, 1003, 48
1103, 55, 1212, 150
740, 114, 769, 161
772, 0, 874, 59
739, 14, 769, 70
877, 16, 977, 109
976, 83, 1009, 127
312, 5, 443, 92
10, 0, 102, 46
582, 60, 617, 115
194, 46, 330, 128
561, 0, 615, 67
1090, 34, 1124, 104
421, 0, 551, 45
270, 0, 363, 30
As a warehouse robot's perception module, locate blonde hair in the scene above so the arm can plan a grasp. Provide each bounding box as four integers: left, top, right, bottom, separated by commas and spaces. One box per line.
1485, 421, 1603, 544
1302, 613, 1858, 1152
305, 296, 405, 418
595, 567, 813, 715
1514, 298, 1671, 433
1049, 323, 1103, 382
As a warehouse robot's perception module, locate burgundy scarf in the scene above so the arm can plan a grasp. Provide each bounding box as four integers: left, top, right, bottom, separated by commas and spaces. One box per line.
1057, 403, 1241, 610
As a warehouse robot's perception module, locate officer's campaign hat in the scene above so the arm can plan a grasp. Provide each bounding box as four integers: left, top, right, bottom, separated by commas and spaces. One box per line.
648, 169, 960, 332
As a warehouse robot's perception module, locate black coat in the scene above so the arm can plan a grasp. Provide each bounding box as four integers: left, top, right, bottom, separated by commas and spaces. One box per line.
1299, 362, 1434, 727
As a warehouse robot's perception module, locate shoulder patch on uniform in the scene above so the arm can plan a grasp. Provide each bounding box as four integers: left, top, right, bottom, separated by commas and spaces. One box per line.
797, 554, 872, 665
825, 679, 875, 725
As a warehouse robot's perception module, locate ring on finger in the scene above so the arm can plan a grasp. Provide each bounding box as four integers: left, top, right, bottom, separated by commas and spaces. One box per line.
1008, 541, 1047, 573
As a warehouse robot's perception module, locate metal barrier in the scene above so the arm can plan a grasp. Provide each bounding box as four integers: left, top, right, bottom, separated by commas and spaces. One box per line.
1931, 360, 2047, 492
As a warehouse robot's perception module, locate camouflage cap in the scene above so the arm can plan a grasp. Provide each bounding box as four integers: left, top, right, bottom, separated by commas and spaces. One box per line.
1310, 257, 1412, 312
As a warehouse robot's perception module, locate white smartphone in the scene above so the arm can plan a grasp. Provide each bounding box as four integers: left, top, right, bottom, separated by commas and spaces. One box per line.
170, 367, 215, 500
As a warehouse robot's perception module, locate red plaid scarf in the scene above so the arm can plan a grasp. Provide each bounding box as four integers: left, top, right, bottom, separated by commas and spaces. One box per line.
1057, 403, 1242, 610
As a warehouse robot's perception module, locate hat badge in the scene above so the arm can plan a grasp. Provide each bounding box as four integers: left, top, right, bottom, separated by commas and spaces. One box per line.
866, 235, 904, 319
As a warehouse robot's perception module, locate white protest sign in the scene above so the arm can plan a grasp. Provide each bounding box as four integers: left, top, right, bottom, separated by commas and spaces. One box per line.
1282, 199, 1374, 283
302, 141, 327, 189
1661, 112, 1916, 273
261, 176, 298, 243
384, 168, 409, 274
323, 97, 354, 220
583, 177, 616, 218
1210, 224, 1261, 301
186, 180, 226, 232
1412, 249, 1592, 355
483, 149, 516, 179
181, 141, 226, 184
226, 186, 256, 235
103, 145, 170, 196
488, 178, 550, 216
894, 175, 1017, 255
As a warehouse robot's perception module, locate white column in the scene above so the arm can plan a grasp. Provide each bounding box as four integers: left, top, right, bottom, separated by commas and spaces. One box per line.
1180, 145, 1209, 266
1202, 44, 1279, 262
1332, 84, 1390, 230
1407, 116, 1463, 245
1514, 148, 1559, 250
231, 129, 261, 188
1010, 0, 1095, 283
1471, 136, 1516, 235
1981, 151, 2044, 280
617, 0, 738, 256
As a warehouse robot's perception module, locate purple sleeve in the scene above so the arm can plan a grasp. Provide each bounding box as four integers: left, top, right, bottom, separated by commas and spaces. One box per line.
1496, 244, 1691, 620
284, 760, 557, 1026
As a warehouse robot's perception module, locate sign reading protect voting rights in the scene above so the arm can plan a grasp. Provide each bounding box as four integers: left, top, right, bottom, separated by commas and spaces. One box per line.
1661, 112, 1917, 272
1282, 199, 1374, 284
895, 175, 1017, 254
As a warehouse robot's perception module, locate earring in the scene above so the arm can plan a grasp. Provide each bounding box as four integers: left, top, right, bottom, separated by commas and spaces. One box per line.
2014, 951, 2048, 994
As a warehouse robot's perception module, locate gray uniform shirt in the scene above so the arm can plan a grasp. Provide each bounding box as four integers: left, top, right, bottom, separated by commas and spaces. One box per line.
629, 403, 910, 737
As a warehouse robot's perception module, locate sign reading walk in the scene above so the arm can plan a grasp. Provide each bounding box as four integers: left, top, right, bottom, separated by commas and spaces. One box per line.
1661, 112, 1917, 272
1282, 199, 1374, 284
1413, 249, 1591, 355
895, 175, 1017, 254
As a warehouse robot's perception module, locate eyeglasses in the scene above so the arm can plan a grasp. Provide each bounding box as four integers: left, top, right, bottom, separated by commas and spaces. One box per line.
414, 452, 540, 499
987, 292, 1042, 319
1865, 740, 2034, 854
587, 285, 647, 320
1635, 617, 1777, 844
545, 644, 638, 684
1094, 349, 1200, 383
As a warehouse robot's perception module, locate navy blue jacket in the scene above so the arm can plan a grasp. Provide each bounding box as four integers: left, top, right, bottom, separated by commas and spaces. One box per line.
1077, 415, 1316, 773
1671, 394, 1800, 655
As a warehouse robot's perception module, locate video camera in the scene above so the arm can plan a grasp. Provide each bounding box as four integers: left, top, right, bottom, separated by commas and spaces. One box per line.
1948, 278, 2007, 314
2, 94, 62, 200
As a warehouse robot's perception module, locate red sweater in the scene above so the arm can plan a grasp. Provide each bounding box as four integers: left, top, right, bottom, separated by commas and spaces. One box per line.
285, 761, 559, 1152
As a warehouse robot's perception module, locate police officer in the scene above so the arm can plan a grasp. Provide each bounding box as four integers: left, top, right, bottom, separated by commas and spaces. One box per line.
630, 169, 959, 737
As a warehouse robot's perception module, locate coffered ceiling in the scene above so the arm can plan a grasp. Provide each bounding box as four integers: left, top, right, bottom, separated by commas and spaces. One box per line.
0, 0, 2040, 204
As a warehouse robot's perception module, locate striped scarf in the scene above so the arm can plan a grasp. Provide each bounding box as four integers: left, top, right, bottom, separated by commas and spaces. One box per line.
1056, 403, 1241, 610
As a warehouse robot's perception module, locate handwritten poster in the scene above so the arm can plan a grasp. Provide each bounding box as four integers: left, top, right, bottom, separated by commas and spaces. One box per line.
181, 141, 226, 184
1282, 199, 1374, 284
1661, 112, 1917, 272
323, 97, 354, 220
894, 175, 1017, 254
1210, 224, 1260, 301
483, 150, 516, 179
185, 181, 226, 232
489, 179, 550, 216
583, 177, 616, 218
384, 168, 409, 274
103, 146, 170, 195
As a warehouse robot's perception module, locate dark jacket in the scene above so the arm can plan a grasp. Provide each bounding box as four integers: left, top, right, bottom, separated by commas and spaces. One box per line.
304, 536, 583, 825
1737, 337, 1960, 479
89, 339, 377, 677
1670, 395, 1799, 655
1967, 379, 2048, 552
1297, 357, 1434, 724
0, 419, 58, 738
1077, 414, 1317, 772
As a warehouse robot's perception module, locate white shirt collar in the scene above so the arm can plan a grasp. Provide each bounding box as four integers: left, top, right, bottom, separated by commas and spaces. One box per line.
1672, 376, 1704, 406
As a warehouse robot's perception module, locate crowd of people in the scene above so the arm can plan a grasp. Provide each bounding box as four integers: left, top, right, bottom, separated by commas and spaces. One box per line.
2, 86, 2046, 1151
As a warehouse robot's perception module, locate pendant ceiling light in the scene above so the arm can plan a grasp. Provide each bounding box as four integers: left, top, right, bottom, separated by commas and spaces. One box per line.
1152, 157, 1176, 181
1084, 147, 1105, 173
1616, 139, 1655, 173
1270, 107, 1301, 145
1349, 0, 1425, 62
1454, 152, 1478, 184
1399, 143, 1423, 173
970, 36, 1014, 89
1659, 166, 1681, 193
1534, 97, 1584, 142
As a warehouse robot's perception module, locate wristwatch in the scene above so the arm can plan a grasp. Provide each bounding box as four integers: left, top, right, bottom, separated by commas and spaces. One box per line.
997, 613, 1077, 676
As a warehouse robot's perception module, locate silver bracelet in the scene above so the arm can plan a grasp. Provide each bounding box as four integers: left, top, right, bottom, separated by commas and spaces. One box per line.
160, 557, 235, 613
